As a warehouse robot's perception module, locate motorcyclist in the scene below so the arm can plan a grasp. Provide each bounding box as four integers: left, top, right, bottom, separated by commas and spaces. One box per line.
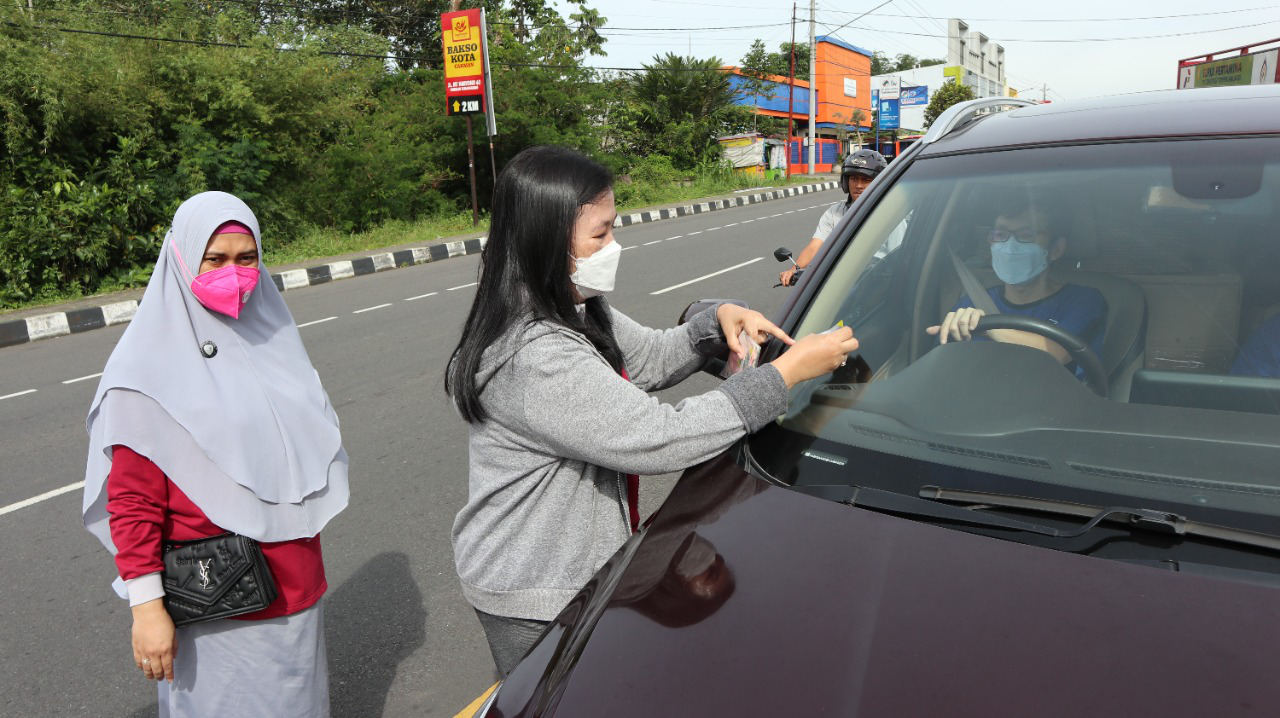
779, 148, 888, 287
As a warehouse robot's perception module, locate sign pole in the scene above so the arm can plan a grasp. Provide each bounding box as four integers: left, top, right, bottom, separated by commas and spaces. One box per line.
442, 7, 492, 210
480, 8, 499, 187
466, 115, 479, 226
787, 2, 795, 180
807, 0, 816, 176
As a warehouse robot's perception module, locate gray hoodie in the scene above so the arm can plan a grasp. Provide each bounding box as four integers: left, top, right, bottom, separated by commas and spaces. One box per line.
451, 302, 789, 621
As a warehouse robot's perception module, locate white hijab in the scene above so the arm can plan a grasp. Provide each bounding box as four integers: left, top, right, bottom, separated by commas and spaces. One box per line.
82, 192, 349, 574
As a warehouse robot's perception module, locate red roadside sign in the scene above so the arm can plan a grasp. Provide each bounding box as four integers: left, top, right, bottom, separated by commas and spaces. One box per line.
442, 9, 487, 115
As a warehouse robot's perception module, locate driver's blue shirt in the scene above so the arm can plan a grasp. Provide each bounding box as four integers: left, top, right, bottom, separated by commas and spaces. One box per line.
953, 284, 1108, 379
1230, 315, 1280, 377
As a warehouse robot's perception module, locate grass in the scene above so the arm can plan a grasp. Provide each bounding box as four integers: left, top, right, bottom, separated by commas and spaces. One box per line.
2, 171, 830, 316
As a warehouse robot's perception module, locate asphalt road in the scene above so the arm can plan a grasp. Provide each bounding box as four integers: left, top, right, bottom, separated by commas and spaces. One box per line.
0, 187, 840, 718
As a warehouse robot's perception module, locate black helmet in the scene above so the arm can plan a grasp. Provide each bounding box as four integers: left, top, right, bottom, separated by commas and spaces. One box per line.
840, 149, 888, 194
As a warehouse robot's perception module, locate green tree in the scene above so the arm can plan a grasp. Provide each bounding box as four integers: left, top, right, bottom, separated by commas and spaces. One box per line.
771, 41, 810, 82
623, 54, 754, 170
871, 51, 890, 75
924, 80, 977, 128
738, 40, 775, 132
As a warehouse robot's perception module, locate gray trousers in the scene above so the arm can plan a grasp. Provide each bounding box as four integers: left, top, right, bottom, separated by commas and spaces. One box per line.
474, 609, 552, 676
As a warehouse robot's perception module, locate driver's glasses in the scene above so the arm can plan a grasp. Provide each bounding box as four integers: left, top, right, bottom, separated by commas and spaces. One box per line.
988, 228, 1041, 245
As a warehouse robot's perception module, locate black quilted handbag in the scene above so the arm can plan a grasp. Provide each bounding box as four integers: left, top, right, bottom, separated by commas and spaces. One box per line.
161, 533, 278, 627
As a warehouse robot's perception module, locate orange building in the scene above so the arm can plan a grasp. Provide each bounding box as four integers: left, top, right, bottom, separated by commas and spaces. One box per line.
812, 35, 874, 133
727, 35, 875, 172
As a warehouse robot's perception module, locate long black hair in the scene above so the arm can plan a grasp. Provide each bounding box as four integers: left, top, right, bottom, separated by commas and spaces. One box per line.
445, 145, 624, 424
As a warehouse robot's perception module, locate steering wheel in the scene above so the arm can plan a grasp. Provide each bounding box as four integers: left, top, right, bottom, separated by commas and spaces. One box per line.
971, 314, 1109, 397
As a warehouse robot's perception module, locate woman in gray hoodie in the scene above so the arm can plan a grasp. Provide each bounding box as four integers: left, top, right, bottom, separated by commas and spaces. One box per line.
446, 146, 857, 675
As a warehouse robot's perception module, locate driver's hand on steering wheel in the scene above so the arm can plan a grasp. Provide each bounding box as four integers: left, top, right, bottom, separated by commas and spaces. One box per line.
927, 307, 985, 344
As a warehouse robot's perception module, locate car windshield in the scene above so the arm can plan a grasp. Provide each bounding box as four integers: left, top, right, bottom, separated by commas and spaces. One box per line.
754, 136, 1280, 534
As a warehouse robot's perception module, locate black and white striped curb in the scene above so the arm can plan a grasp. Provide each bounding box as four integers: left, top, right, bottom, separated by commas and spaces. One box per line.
0, 179, 837, 348
614, 181, 837, 226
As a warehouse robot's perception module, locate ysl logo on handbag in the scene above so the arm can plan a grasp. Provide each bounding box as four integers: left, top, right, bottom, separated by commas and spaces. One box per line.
197, 559, 213, 589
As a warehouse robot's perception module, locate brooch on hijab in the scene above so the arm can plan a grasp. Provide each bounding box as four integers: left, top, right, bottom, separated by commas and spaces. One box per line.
200, 340, 218, 358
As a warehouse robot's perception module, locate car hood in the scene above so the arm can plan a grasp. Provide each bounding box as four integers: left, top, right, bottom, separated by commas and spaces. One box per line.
498, 454, 1280, 717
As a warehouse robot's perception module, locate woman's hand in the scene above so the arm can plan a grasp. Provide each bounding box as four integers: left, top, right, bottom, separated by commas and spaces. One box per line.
716, 304, 794, 359
927, 307, 985, 344
770, 327, 859, 388
132, 599, 176, 682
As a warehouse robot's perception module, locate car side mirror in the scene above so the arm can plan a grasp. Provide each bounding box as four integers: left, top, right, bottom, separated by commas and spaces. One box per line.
677, 299, 749, 378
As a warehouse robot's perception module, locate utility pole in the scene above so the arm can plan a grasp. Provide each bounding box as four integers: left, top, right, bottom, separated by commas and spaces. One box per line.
807, 0, 816, 176
1042, 84, 1047, 102
787, 2, 796, 179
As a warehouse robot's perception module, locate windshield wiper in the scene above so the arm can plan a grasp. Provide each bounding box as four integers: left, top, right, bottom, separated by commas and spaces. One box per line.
919, 485, 1280, 553
841, 486, 1074, 536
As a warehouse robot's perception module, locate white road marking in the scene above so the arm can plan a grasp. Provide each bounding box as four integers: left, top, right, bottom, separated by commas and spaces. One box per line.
650, 258, 764, 295
621, 246, 636, 251
644, 240, 663, 245
741, 219, 754, 223
62, 372, 103, 385
447, 282, 479, 291
297, 316, 338, 328
688, 231, 702, 235
724, 222, 738, 227
0, 389, 37, 402
405, 292, 438, 301
0, 481, 84, 517
353, 303, 392, 314
706, 227, 720, 232
666, 235, 683, 241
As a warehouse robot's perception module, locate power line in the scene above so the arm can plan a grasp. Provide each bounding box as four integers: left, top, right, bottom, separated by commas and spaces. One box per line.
1, 20, 783, 73
22, 4, 787, 33
814, 17, 1280, 43
819, 4, 1280, 23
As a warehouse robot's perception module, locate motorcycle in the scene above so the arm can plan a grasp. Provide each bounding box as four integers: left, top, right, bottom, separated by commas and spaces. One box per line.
773, 247, 803, 287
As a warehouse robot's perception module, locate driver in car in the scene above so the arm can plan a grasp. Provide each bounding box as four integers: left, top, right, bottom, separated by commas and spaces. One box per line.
927, 196, 1108, 379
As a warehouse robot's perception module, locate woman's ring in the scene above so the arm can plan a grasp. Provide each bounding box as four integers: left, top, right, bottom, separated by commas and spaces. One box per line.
143, 659, 151, 665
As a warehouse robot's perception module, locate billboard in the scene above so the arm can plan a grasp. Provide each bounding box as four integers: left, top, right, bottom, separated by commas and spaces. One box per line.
877, 75, 900, 100
1178, 48, 1279, 89
900, 85, 929, 107
442, 9, 488, 115
878, 98, 900, 130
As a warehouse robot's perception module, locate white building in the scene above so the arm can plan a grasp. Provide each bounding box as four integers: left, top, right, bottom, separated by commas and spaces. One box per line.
870, 18, 1010, 132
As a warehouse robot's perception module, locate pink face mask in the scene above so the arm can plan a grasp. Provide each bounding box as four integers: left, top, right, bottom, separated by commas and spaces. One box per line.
172, 240, 260, 319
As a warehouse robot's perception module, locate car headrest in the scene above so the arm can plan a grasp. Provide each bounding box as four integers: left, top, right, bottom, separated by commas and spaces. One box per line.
1053, 185, 1100, 262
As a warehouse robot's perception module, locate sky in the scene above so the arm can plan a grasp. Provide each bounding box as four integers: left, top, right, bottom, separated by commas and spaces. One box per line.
567, 0, 1280, 100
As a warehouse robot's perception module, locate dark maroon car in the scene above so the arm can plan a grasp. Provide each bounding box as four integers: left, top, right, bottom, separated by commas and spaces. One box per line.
479, 86, 1280, 717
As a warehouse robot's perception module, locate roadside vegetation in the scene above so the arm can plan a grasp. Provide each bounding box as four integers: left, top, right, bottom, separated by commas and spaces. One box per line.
0, 1, 820, 311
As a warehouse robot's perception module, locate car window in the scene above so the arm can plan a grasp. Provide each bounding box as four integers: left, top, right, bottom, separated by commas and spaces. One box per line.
760, 137, 1280, 529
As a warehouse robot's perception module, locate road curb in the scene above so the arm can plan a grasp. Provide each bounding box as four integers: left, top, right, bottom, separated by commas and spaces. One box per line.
0, 179, 837, 348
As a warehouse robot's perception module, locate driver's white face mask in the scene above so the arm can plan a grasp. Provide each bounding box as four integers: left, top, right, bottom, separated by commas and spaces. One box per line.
569, 240, 622, 299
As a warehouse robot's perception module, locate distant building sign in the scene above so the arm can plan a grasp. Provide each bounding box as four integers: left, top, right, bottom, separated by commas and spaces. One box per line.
878, 98, 900, 130
1178, 47, 1278, 89
877, 75, 900, 100
900, 85, 929, 106
844, 77, 858, 97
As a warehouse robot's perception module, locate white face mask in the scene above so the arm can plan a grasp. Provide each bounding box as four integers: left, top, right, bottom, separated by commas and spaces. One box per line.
569, 240, 622, 299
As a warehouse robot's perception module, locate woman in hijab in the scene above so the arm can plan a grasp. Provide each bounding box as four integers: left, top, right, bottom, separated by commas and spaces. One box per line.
82, 192, 348, 717
447, 146, 857, 675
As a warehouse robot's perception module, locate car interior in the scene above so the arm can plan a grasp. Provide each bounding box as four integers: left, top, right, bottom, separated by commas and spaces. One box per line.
804, 145, 1280, 417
